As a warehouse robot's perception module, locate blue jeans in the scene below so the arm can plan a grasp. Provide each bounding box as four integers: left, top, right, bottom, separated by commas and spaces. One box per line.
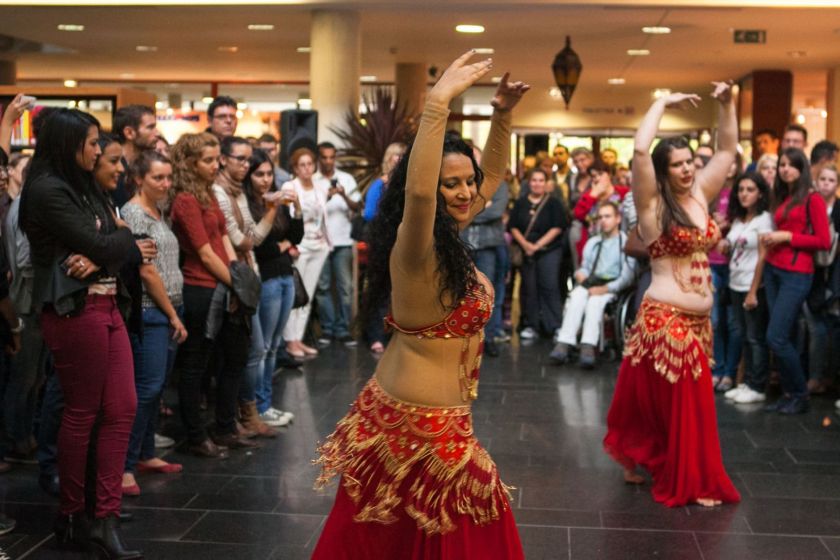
764, 263, 812, 398
4, 313, 49, 451
474, 244, 508, 338
37, 358, 62, 479
315, 246, 353, 338
249, 275, 296, 414
125, 306, 181, 473
711, 264, 742, 379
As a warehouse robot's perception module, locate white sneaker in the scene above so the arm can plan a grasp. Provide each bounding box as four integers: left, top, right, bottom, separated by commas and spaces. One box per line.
734, 387, 767, 404
259, 409, 291, 427
724, 384, 747, 400
520, 327, 537, 340
269, 407, 294, 422
154, 433, 175, 448
835, 399, 840, 411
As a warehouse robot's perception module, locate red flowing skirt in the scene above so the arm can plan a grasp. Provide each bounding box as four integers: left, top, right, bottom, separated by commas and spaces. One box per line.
603, 298, 741, 507
312, 378, 523, 560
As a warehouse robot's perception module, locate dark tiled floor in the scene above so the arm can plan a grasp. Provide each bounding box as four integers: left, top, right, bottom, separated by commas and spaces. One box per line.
3, 339, 840, 559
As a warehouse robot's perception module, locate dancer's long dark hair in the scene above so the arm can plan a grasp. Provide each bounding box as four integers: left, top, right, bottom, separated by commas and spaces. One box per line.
358, 133, 484, 330
651, 137, 697, 233
773, 147, 812, 220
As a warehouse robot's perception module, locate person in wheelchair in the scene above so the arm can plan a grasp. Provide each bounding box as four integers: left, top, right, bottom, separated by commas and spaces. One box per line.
550, 200, 635, 367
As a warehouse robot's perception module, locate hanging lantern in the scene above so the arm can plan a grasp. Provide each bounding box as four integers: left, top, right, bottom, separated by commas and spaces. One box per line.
552, 36, 582, 110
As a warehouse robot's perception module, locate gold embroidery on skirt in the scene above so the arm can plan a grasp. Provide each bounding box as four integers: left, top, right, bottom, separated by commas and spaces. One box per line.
314, 378, 511, 535
623, 297, 713, 383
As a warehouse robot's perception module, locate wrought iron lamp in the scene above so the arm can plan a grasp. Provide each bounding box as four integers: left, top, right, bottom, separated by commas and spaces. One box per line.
552, 36, 582, 109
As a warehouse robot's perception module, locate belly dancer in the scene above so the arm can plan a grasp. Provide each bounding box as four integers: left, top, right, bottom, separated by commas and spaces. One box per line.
603, 82, 742, 508
313, 51, 529, 559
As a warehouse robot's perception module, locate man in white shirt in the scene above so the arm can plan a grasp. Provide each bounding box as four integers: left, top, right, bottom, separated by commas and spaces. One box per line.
313, 142, 361, 347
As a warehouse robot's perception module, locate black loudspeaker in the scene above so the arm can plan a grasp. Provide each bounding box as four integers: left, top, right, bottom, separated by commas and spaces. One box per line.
523, 134, 549, 156
279, 109, 318, 171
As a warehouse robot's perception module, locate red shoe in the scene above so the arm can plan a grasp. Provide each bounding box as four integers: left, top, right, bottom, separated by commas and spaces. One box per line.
137, 462, 183, 474
121, 483, 140, 496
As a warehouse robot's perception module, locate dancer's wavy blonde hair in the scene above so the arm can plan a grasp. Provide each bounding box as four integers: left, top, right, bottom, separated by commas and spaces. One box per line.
171, 132, 219, 207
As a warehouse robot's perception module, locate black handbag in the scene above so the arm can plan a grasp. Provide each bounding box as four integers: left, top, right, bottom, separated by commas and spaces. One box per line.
292, 267, 309, 309
350, 213, 367, 242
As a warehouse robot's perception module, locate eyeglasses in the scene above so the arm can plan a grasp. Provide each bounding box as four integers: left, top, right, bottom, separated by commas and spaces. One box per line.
225, 155, 249, 164
213, 113, 237, 121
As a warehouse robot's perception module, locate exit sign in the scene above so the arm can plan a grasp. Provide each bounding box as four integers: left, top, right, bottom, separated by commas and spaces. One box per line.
734, 30, 766, 44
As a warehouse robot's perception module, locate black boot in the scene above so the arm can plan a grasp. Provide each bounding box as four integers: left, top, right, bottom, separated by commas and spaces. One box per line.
54, 512, 90, 550
88, 515, 143, 559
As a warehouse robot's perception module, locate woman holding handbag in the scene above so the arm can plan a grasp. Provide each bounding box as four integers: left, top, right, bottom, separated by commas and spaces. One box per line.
508, 168, 567, 339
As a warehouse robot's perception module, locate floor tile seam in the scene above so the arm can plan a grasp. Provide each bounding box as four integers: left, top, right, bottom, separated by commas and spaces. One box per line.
691, 531, 707, 560
567, 527, 572, 560
12, 533, 52, 560
181, 493, 200, 509
175, 509, 209, 541
303, 516, 328, 549
784, 447, 801, 465
742, 515, 754, 535
742, 429, 759, 449
181, 508, 327, 519
819, 537, 840, 560
558, 526, 784, 536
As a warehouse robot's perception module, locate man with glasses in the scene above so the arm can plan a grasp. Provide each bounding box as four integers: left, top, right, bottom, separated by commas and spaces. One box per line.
550, 201, 634, 368
208, 96, 239, 141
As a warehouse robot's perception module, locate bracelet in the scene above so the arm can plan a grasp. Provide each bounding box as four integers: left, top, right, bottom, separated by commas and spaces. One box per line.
9, 318, 23, 334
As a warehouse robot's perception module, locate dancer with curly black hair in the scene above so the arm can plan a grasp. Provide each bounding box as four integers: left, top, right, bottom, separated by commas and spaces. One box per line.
313, 51, 529, 559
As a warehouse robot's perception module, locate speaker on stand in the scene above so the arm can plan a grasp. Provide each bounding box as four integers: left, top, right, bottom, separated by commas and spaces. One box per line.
279, 109, 318, 171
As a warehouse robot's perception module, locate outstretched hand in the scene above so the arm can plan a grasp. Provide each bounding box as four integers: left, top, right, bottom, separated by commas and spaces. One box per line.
428, 50, 493, 105
661, 92, 701, 110
1, 94, 30, 126
710, 80, 734, 105
491, 72, 530, 112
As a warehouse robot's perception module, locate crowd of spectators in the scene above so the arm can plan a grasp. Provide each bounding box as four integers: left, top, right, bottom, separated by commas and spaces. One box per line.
0, 91, 838, 555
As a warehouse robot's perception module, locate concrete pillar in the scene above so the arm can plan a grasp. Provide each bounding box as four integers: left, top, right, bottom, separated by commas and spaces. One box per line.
395, 62, 427, 117
827, 67, 840, 142
0, 60, 16, 85
310, 10, 360, 146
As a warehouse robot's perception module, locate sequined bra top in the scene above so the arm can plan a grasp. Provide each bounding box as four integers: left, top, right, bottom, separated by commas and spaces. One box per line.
647, 217, 720, 295
384, 279, 494, 402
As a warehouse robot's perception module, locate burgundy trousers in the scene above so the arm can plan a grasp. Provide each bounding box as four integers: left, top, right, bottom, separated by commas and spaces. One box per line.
41, 295, 137, 518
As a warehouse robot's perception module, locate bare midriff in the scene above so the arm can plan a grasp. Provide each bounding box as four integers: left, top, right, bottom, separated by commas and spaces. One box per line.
646, 259, 714, 314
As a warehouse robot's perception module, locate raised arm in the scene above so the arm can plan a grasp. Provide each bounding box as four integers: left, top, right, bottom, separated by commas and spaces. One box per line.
632, 92, 701, 220
392, 51, 492, 271
697, 81, 737, 203
0, 94, 29, 157
470, 73, 529, 220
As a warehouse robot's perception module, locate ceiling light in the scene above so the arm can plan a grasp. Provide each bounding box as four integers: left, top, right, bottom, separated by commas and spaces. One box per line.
218, 46, 238, 53
627, 49, 650, 56
63, 79, 78, 88
607, 78, 626, 85
652, 88, 671, 99
57, 24, 85, 31
296, 46, 311, 53
154, 101, 165, 109
237, 102, 248, 110
455, 24, 484, 34
201, 96, 214, 104
119, 72, 135, 79
796, 114, 806, 124
247, 24, 274, 31
165, 107, 175, 116
787, 50, 807, 58
642, 26, 671, 34
473, 48, 494, 54
549, 87, 562, 100
297, 98, 313, 110
821, 109, 828, 119
360, 75, 377, 82
136, 45, 157, 52
491, 76, 502, 83
235, 110, 244, 118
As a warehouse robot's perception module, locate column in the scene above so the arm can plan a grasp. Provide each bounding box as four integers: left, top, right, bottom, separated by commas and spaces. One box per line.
749, 70, 792, 152
827, 67, 840, 142
395, 62, 426, 117
0, 60, 16, 85
310, 10, 360, 145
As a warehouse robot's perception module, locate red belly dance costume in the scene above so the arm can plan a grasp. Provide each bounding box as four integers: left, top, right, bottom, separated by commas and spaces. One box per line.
313, 281, 523, 559
603, 217, 741, 507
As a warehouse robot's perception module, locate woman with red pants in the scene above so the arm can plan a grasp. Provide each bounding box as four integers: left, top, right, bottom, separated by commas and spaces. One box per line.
20, 108, 150, 559
603, 82, 742, 508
